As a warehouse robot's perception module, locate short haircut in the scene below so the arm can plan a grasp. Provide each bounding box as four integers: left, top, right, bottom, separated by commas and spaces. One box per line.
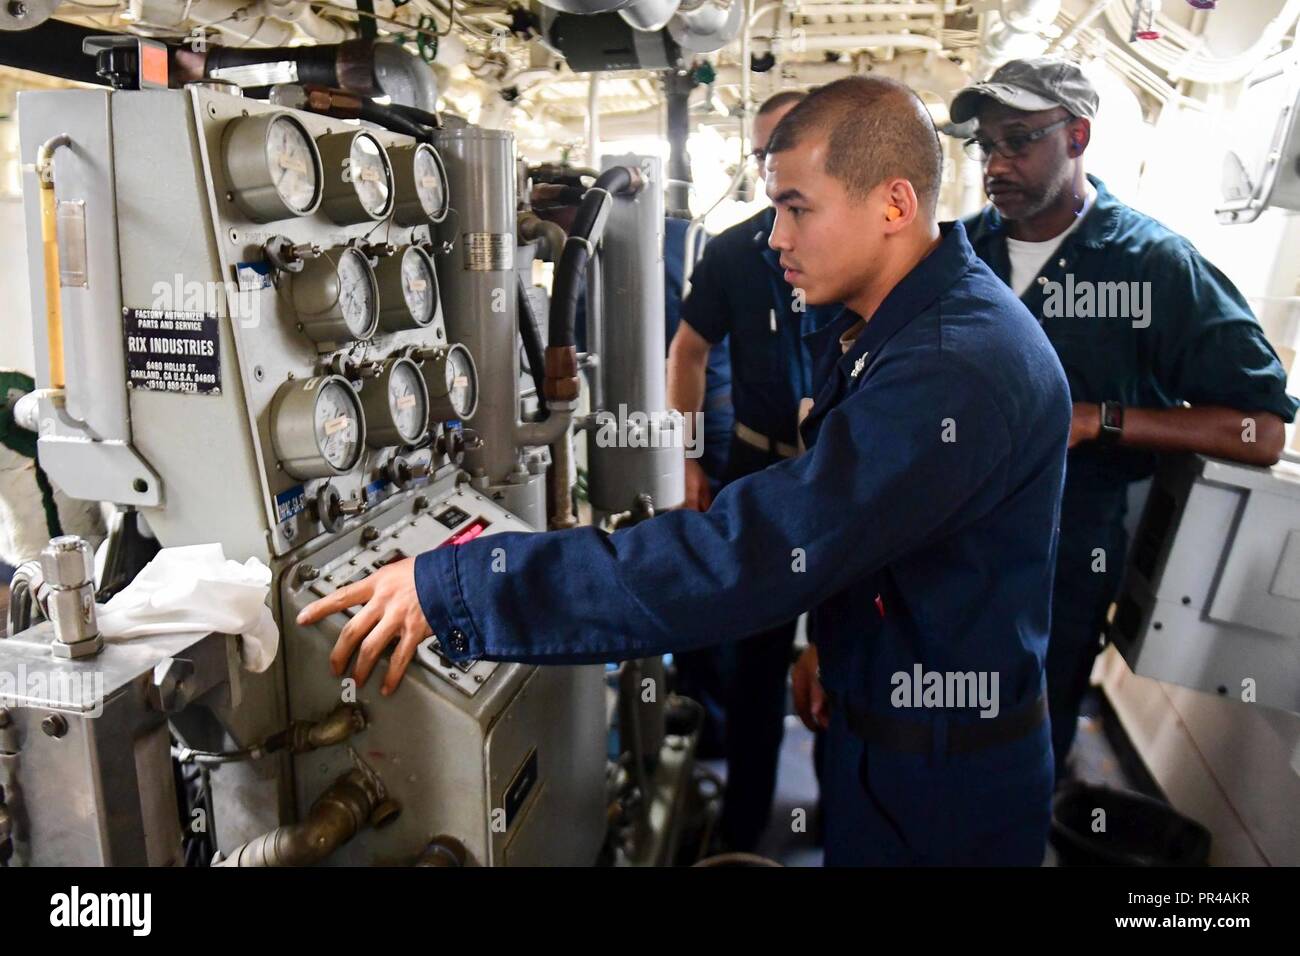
766, 76, 944, 211
756, 90, 806, 116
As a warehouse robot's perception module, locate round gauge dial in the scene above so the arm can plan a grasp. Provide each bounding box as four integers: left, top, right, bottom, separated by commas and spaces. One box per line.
266, 115, 319, 215
445, 345, 477, 420
390, 143, 450, 226
315, 378, 364, 471
361, 357, 430, 448
388, 359, 428, 442
316, 130, 394, 224
401, 246, 437, 325
350, 133, 392, 216
420, 344, 478, 422
222, 112, 322, 222
421, 343, 478, 421
376, 245, 439, 332
337, 247, 378, 339
289, 246, 380, 347
269, 375, 368, 480
412, 144, 449, 222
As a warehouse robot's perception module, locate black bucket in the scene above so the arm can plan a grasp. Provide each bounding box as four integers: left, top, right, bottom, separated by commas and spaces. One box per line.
1050, 782, 1211, 866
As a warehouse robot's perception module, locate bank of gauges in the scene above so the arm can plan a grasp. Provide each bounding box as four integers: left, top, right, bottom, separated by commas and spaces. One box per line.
279, 241, 440, 349
270, 358, 434, 480
222, 112, 450, 229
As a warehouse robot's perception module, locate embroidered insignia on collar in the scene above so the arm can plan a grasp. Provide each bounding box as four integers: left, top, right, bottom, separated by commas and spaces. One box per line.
851, 354, 868, 379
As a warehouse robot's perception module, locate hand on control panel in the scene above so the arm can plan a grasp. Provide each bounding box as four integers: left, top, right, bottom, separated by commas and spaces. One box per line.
297, 557, 432, 696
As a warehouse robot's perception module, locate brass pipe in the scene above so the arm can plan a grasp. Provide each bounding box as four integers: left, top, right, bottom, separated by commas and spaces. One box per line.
35, 134, 71, 390
214, 769, 382, 867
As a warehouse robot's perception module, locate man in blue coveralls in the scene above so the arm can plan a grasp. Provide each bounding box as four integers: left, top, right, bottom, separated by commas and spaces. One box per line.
299, 76, 1074, 865
667, 89, 839, 851
950, 58, 1298, 782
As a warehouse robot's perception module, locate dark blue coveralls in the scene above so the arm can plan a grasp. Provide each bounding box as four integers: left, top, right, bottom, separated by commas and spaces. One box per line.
965, 176, 1299, 779
675, 205, 838, 849
415, 221, 1073, 865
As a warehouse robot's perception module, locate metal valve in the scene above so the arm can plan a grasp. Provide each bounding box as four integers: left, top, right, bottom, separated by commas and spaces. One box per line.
38, 535, 102, 659
263, 235, 322, 274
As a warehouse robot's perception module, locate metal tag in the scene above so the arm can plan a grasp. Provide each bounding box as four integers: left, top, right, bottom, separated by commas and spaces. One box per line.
123, 309, 221, 395
462, 233, 513, 271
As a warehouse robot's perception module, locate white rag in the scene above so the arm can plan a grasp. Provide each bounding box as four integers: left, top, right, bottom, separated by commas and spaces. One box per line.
95, 543, 279, 673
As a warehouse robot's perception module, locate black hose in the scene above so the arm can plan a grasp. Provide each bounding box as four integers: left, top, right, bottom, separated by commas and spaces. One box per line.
385, 102, 443, 131
550, 238, 591, 355
517, 274, 549, 417
358, 100, 434, 143
570, 166, 634, 239
546, 166, 635, 353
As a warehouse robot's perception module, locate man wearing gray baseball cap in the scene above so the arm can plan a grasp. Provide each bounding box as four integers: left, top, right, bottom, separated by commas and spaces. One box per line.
953, 57, 1297, 785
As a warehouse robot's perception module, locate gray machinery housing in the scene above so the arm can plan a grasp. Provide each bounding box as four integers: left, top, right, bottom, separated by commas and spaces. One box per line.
1111, 454, 1300, 714
2, 84, 685, 866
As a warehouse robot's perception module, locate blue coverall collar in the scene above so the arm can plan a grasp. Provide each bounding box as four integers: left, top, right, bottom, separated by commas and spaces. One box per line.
836, 220, 977, 375
964, 174, 1122, 251
801, 221, 978, 445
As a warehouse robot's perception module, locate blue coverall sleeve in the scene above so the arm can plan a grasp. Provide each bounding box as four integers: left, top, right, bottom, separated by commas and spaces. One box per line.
1144, 240, 1298, 421
414, 350, 1015, 664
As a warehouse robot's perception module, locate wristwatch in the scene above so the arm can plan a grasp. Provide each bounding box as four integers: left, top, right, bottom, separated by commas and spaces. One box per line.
1098, 400, 1124, 446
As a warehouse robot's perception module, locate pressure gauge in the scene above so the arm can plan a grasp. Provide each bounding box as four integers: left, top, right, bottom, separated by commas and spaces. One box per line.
222, 112, 322, 222
375, 245, 440, 332
270, 375, 367, 479
421, 344, 479, 421
361, 356, 430, 448
289, 246, 380, 347
390, 143, 450, 225
316, 130, 394, 224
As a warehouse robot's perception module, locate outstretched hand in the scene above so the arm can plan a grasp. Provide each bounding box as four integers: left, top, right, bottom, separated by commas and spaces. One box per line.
296, 557, 433, 696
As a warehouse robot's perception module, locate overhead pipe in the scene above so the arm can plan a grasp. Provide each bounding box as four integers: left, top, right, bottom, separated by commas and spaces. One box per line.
185, 39, 440, 112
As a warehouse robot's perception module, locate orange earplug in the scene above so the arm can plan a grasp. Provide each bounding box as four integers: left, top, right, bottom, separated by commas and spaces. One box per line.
885, 205, 903, 221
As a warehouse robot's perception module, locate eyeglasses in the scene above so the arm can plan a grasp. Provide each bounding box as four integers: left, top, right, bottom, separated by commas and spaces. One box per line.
963, 117, 1071, 163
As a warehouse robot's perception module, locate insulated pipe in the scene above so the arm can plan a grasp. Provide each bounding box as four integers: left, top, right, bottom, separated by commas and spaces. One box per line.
767, 32, 944, 52
197, 40, 439, 111
1047, 0, 1114, 53
129, 0, 298, 46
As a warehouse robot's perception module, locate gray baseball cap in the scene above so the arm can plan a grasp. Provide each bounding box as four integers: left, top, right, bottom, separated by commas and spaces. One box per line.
950, 57, 1099, 125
